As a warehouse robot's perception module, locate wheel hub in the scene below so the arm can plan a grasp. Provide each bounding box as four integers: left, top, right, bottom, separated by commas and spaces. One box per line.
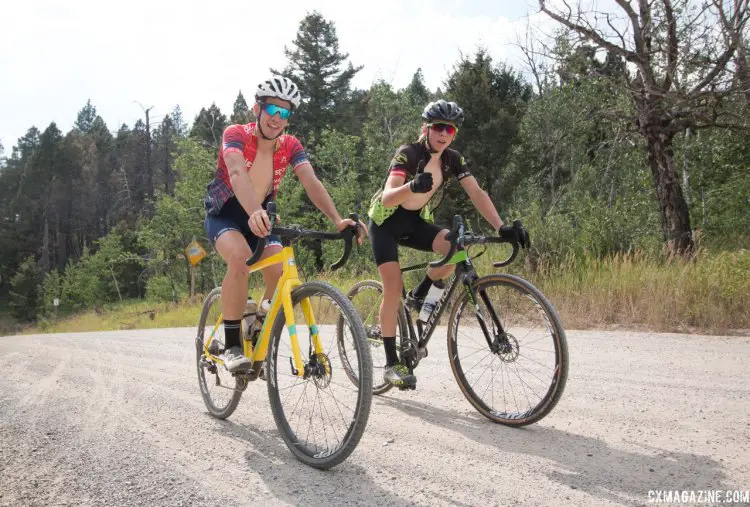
305, 353, 332, 388
496, 333, 520, 362
366, 325, 383, 348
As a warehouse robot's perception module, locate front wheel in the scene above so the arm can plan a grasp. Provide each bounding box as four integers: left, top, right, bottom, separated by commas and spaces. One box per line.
266, 281, 373, 469
447, 274, 568, 426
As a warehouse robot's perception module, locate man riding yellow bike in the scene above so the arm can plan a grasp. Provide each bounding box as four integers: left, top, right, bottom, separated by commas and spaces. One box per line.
203, 75, 364, 372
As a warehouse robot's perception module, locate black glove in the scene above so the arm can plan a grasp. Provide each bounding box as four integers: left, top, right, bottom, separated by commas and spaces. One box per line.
499, 220, 531, 249
513, 220, 531, 249
410, 172, 433, 193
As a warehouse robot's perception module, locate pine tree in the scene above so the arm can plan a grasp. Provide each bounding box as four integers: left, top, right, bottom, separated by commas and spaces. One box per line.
230, 91, 252, 124
443, 50, 531, 225
270, 12, 362, 271
171, 105, 188, 138
74, 100, 98, 134
153, 114, 178, 195
405, 68, 431, 107
275, 11, 362, 148
189, 104, 227, 151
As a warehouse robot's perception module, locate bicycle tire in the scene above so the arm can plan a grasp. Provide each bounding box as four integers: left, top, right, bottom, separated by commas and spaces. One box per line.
340, 280, 409, 395
447, 274, 568, 426
196, 287, 244, 420
266, 281, 373, 469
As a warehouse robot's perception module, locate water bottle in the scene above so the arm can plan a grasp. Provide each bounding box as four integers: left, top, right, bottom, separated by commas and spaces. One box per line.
242, 299, 258, 341
418, 281, 445, 322
249, 299, 272, 342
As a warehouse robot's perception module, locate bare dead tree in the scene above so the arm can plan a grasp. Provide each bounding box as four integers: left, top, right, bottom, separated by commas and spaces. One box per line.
539, 0, 750, 255
515, 21, 559, 95
134, 101, 155, 203
113, 164, 134, 219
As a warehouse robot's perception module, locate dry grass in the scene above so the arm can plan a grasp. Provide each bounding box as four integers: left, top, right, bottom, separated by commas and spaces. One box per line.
17, 249, 749, 336
29, 297, 205, 335
525, 249, 750, 334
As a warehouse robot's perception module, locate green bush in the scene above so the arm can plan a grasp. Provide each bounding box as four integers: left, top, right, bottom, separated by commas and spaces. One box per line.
9, 256, 42, 321
146, 274, 183, 302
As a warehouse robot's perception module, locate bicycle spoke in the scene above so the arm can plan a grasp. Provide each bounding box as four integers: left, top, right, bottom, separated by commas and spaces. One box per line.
448, 275, 567, 425
268, 281, 371, 467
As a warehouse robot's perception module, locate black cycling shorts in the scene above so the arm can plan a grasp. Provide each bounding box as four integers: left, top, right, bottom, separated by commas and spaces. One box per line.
204, 195, 281, 251
368, 206, 443, 266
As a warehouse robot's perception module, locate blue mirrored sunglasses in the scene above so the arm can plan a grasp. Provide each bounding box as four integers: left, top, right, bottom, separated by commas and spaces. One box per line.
261, 102, 293, 120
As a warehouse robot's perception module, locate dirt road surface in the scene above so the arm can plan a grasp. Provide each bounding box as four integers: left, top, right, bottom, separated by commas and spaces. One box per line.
1, 328, 748, 506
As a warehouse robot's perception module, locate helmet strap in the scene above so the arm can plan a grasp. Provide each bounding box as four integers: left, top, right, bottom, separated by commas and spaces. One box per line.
424, 130, 439, 154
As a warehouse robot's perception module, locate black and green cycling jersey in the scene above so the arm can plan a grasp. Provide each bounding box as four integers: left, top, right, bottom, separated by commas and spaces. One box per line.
368, 140, 472, 226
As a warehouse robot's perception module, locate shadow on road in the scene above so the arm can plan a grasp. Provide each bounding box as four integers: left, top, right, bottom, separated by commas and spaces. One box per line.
379, 395, 742, 506
212, 417, 431, 507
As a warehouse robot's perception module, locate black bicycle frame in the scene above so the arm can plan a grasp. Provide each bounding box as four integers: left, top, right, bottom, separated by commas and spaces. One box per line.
399, 251, 506, 367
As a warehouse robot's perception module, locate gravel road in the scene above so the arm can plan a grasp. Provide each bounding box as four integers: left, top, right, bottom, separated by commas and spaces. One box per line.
1, 328, 748, 506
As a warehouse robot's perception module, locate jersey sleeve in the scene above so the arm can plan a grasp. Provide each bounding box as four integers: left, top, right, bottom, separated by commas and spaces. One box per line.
222, 124, 246, 156
287, 136, 310, 171
388, 145, 414, 180
452, 151, 472, 181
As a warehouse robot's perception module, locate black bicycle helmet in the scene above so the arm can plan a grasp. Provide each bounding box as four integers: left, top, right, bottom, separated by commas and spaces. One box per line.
422, 99, 464, 126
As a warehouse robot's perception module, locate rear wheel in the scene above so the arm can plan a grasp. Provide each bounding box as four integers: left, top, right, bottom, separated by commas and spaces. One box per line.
447, 274, 568, 426
196, 287, 245, 420
266, 281, 373, 469
341, 280, 409, 395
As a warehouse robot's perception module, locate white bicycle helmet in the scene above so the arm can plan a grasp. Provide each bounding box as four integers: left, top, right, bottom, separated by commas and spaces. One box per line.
255, 75, 302, 109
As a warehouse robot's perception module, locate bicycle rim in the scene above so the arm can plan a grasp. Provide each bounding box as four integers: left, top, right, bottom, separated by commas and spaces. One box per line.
267, 281, 372, 469
447, 274, 568, 426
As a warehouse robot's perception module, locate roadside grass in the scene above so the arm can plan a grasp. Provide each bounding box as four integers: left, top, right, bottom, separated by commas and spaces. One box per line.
16, 248, 749, 336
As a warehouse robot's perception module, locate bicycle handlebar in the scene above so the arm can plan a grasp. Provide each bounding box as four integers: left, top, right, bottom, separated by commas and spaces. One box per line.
428, 215, 464, 268
245, 202, 360, 271
427, 217, 530, 268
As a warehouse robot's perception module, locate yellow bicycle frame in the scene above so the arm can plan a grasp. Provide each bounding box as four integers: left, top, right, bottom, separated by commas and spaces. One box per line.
203, 245, 324, 377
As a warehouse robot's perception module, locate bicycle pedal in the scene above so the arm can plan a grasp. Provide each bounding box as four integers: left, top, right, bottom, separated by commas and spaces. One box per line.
230, 363, 253, 373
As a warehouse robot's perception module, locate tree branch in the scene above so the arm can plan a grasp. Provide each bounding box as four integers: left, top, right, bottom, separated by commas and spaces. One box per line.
688, 43, 741, 96
539, 1, 641, 65
662, 0, 679, 91
606, 12, 628, 49
613, 0, 644, 53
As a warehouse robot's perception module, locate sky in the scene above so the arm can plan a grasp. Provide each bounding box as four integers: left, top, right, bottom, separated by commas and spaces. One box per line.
0, 0, 556, 153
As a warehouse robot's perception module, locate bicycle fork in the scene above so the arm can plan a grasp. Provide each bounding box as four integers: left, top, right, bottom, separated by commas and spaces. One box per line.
464, 274, 509, 354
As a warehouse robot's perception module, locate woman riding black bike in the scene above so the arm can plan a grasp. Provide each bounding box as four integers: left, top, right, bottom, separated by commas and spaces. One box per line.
367, 99, 505, 389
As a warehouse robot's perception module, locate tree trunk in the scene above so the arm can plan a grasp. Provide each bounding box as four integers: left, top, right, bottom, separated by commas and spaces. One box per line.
165, 132, 173, 196
736, 42, 750, 105
110, 265, 122, 302
643, 128, 694, 255
682, 128, 692, 207
41, 212, 50, 272
189, 265, 196, 297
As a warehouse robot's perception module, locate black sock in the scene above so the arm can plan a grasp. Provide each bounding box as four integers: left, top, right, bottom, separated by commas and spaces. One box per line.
412, 276, 433, 300
224, 319, 241, 350
383, 337, 399, 367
